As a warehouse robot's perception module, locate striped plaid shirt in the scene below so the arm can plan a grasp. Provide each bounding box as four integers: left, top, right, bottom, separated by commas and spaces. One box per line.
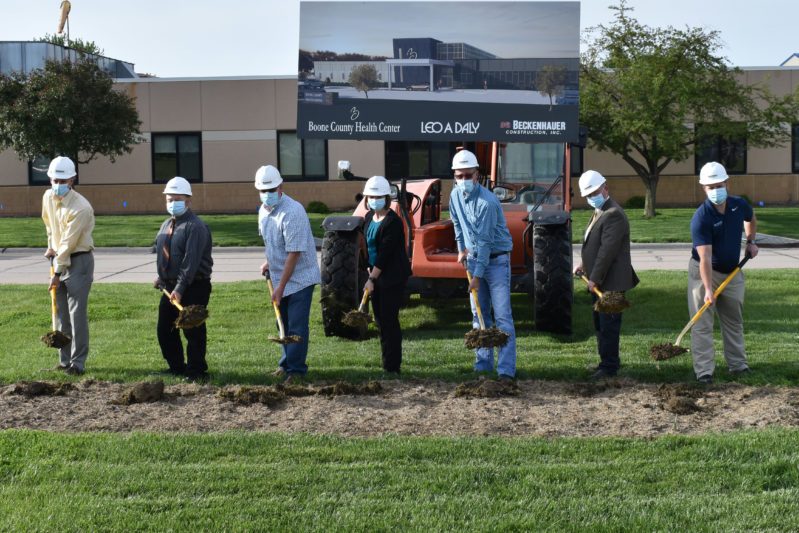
258, 193, 320, 296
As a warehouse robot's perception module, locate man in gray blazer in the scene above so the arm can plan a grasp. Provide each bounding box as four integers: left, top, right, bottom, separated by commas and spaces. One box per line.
574, 170, 639, 379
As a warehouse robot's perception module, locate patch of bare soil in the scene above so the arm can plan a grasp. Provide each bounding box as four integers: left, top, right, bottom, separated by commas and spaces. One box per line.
2, 379, 799, 437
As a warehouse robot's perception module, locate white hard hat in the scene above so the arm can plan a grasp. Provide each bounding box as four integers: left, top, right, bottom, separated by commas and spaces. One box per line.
254, 165, 283, 190
363, 175, 391, 196
451, 150, 479, 170
578, 170, 606, 197
699, 162, 729, 185
47, 156, 77, 179
162, 176, 193, 196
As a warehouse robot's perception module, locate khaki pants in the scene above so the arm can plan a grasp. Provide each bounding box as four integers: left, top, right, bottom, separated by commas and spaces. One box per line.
56, 252, 94, 371
687, 258, 748, 377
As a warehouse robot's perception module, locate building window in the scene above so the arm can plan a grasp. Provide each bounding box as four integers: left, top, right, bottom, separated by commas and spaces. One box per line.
28, 155, 79, 186
695, 125, 747, 175
277, 131, 328, 180
570, 145, 583, 177
793, 124, 799, 174
385, 141, 457, 180
152, 133, 202, 183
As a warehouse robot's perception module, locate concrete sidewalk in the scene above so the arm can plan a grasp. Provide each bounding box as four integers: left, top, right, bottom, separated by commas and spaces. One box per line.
2, 239, 797, 284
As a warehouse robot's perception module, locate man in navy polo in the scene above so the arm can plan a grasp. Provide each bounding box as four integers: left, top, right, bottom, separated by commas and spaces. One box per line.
689, 161, 758, 384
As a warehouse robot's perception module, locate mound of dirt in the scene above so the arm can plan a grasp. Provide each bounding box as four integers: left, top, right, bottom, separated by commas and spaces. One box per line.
111, 381, 165, 405
594, 291, 631, 313
464, 327, 510, 349
342, 310, 373, 329
656, 383, 704, 415
218, 381, 383, 406
454, 378, 519, 398
175, 305, 208, 329
40, 331, 72, 348
6, 381, 74, 397
650, 343, 689, 360
566, 380, 625, 398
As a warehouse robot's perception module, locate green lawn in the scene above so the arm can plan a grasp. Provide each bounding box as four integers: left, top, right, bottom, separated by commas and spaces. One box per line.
2, 429, 798, 531
1, 270, 797, 386
2, 206, 797, 248
0, 212, 341, 247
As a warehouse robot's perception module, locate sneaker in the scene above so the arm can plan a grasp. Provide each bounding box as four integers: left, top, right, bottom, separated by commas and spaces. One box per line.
283, 372, 304, 384
697, 374, 713, 385
64, 366, 84, 376
271, 367, 286, 378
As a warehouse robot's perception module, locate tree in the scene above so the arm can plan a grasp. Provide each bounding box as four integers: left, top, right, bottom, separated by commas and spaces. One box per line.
536, 65, 567, 110
580, 1, 799, 217
0, 57, 141, 165
349, 64, 379, 99
35, 34, 104, 56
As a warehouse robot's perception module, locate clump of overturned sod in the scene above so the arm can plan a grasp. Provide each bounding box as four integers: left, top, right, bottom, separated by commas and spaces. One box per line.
8, 381, 74, 397
650, 343, 689, 360
111, 381, 165, 405
269, 335, 303, 345
219, 381, 383, 406
464, 327, 510, 350
454, 378, 519, 398
174, 305, 209, 329
41, 331, 72, 348
342, 310, 373, 329
594, 292, 631, 313
655, 383, 704, 415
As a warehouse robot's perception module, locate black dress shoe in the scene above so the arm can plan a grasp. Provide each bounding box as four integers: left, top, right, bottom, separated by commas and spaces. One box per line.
697, 374, 713, 384
184, 372, 210, 383
590, 368, 617, 381
65, 366, 84, 376
151, 369, 184, 376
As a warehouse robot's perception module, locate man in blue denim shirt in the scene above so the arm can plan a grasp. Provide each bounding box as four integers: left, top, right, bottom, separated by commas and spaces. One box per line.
449, 150, 517, 380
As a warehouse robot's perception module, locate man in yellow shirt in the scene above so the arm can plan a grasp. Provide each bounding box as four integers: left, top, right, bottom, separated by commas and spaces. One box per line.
41, 156, 95, 375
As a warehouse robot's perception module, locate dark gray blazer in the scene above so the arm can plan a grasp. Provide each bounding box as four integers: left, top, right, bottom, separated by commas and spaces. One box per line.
580, 198, 639, 292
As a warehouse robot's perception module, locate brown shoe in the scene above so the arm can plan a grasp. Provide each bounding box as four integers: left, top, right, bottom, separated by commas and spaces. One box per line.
271, 367, 286, 378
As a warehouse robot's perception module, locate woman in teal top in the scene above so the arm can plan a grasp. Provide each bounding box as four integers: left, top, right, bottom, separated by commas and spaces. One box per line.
362, 176, 412, 374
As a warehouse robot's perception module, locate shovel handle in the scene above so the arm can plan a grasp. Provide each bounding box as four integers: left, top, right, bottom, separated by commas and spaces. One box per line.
358, 288, 371, 313
266, 277, 286, 339
577, 273, 604, 298
161, 288, 184, 311
674, 255, 750, 346
465, 271, 486, 330
49, 264, 58, 330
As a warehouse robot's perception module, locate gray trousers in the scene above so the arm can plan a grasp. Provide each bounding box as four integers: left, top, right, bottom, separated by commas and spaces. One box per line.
687, 258, 748, 377
55, 252, 94, 371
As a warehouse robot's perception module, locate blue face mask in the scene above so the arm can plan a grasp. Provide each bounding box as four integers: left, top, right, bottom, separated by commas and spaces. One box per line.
707, 187, 727, 205
457, 179, 475, 194
587, 193, 607, 210
167, 200, 187, 217
52, 183, 70, 197
368, 198, 386, 211
264, 191, 281, 207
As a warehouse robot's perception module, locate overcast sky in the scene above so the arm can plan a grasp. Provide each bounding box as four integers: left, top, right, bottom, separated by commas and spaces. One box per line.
0, 0, 796, 77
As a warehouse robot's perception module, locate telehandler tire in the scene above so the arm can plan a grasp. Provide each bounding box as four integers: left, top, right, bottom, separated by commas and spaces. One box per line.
533, 222, 573, 334
320, 230, 369, 339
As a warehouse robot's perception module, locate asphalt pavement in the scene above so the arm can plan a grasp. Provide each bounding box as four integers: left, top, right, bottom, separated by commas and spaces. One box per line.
2, 236, 797, 285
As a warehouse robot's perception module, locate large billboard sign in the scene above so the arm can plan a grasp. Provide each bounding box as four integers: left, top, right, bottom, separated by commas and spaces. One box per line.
298, 1, 580, 143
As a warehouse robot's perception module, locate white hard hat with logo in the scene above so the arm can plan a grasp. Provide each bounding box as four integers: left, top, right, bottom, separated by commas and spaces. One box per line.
363, 176, 391, 196
578, 170, 607, 197
162, 176, 193, 196
254, 165, 283, 190
47, 156, 77, 179
699, 162, 729, 185
451, 150, 479, 170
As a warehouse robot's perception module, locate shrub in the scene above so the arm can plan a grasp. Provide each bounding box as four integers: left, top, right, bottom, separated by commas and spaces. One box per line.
624, 196, 645, 209
307, 201, 331, 214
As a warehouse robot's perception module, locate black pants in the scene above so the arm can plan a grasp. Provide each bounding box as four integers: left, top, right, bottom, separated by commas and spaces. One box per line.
372, 280, 406, 373
157, 279, 211, 375
592, 295, 622, 374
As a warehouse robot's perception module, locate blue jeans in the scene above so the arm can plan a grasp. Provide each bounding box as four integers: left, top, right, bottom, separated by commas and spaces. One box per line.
468, 254, 517, 378
277, 284, 315, 375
